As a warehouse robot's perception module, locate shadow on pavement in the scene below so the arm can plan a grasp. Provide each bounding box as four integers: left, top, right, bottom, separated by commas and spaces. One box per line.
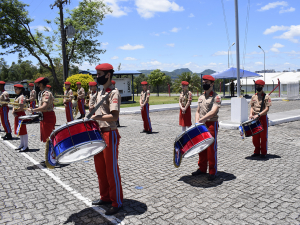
26, 163, 69, 170
245, 154, 281, 161
64, 199, 147, 224
18, 148, 40, 153
117, 126, 127, 128
178, 171, 236, 188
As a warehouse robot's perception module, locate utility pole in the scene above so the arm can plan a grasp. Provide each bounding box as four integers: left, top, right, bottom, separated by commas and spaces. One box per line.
50, 0, 70, 81
234, 0, 241, 97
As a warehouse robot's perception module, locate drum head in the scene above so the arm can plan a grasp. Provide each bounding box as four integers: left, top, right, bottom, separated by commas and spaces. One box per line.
19, 115, 39, 120
57, 141, 106, 164
183, 137, 215, 158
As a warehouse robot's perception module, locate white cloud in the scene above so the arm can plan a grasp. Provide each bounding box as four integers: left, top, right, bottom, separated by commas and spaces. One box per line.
263, 25, 290, 35
189, 13, 194, 17
274, 25, 300, 43
151, 32, 160, 36
111, 56, 119, 59
124, 57, 137, 60
193, 55, 201, 57
101, 0, 129, 17
279, 7, 295, 13
272, 43, 284, 48
208, 63, 217, 66
135, 0, 184, 18
118, 44, 145, 50
170, 27, 181, 33
213, 51, 235, 56
285, 50, 300, 55
166, 43, 175, 47
247, 51, 264, 55
207, 22, 213, 26
258, 1, 288, 11
255, 62, 263, 65
141, 60, 162, 66
30, 25, 52, 32
102, 42, 109, 48
270, 47, 280, 52
284, 62, 290, 64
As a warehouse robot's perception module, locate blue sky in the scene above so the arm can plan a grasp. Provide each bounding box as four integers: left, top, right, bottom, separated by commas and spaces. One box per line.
4, 0, 300, 73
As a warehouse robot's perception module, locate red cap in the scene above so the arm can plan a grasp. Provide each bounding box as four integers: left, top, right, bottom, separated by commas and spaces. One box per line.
0, 81, 5, 85
14, 84, 24, 88
64, 81, 71, 85
141, 81, 148, 85
111, 80, 116, 85
29, 83, 34, 87
203, 75, 215, 82
255, 80, 265, 86
181, 81, 189, 86
95, 63, 114, 71
89, 81, 97, 86
35, 77, 45, 83
76, 82, 81, 85
46, 85, 51, 88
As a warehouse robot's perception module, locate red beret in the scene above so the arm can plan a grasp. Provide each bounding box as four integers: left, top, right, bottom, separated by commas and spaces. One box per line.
111, 80, 116, 85
89, 81, 97, 86
181, 81, 189, 86
46, 85, 51, 88
14, 84, 24, 88
203, 75, 215, 82
255, 80, 265, 86
0, 81, 5, 85
29, 83, 34, 87
141, 81, 148, 85
35, 77, 45, 83
95, 63, 114, 71
76, 82, 81, 85
64, 81, 71, 85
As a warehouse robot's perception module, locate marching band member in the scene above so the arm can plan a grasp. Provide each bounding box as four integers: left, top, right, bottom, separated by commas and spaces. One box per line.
90, 63, 123, 216
76, 82, 86, 119
249, 80, 272, 158
27, 83, 36, 114
0, 81, 12, 140
46, 85, 51, 91
63, 81, 73, 122
88, 81, 98, 113
111, 80, 120, 127
13, 84, 29, 152
140, 81, 152, 134
193, 75, 221, 181
179, 81, 192, 131
27, 77, 56, 149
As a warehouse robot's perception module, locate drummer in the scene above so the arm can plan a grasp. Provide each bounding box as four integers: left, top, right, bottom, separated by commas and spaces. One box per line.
76, 82, 86, 119
13, 84, 29, 152
111, 80, 120, 127
0, 81, 12, 140
179, 81, 192, 131
27, 77, 56, 162
140, 81, 152, 134
63, 81, 73, 122
27, 83, 36, 115
90, 63, 123, 216
249, 80, 272, 158
193, 75, 221, 181
87, 81, 97, 113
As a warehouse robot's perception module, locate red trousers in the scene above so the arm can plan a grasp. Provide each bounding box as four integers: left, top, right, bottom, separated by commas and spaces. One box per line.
198, 121, 218, 175
14, 111, 27, 135
65, 102, 73, 122
40, 111, 56, 142
78, 99, 85, 115
94, 130, 123, 208
141, 103, 152, 132
179, 106, 192, 127
0, 106, 11, 133
30, 101, 36, 115
253, 115, 268, 155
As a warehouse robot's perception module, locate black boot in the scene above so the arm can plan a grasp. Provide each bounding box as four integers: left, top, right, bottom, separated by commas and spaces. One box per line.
1, 133, 7, 139
3, 133, 12, 140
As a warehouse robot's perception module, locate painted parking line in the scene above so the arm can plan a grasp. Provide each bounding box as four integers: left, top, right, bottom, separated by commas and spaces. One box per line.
2, 139, 125, 225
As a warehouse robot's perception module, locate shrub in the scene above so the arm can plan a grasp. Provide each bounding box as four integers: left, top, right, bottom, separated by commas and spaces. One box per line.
65, 74, 95, 93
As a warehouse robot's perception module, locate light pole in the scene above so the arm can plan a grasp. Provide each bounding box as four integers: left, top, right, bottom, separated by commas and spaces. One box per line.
258, 45, 265, 82
228, 42, 235, 68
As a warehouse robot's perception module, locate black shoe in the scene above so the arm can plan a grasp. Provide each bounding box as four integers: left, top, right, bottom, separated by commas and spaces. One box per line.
147, 131, 153, 134
3, 133, 12, 140
20, 147, 29, 152
208, 174, 216, 181
116, 121, 120, 127
1, 134, 7, 139
192, 169, 206, 176
105, 206, 123, 215
40, 161, 46, 167
260, 154, 267, 159
92, 199, 112, 206
15, 146, 24, 150
142, 130, 147, 132
251, 153, 260, 157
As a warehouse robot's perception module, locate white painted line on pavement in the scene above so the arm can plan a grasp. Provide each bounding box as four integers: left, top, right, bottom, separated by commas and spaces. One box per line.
2, 139, 125, 225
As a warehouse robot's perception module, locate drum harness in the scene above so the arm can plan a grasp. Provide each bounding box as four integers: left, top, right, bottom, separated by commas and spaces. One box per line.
259, 93, 266, 114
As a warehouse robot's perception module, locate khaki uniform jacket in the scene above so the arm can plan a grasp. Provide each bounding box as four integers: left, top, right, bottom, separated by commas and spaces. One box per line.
38, 91, 54, 112
0, 91, 9, 106
64, 89, 73, 102
140, 90, 150, 104
179, 91, 192, 107
197, 91, 221, 122
250, 92, 272, 115
29, 90, 36, 101
77, 87, 85, 99
91, 85, 120, 129
89, 91, 98, 108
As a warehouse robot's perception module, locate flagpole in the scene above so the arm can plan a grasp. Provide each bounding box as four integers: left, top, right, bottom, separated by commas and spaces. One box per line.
235, 0, 241, 97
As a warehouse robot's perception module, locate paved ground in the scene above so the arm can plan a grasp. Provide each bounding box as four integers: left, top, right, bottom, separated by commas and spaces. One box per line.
0, 100, 300, 224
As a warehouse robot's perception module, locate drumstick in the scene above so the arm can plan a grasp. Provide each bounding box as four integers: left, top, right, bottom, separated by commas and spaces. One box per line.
86, 88, 115, 120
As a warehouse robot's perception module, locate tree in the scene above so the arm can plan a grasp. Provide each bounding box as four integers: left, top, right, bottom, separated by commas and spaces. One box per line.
0, 58, 9, 81
173, 72, 202, 93
0, 0, 111, 91
147, 69, 166, 96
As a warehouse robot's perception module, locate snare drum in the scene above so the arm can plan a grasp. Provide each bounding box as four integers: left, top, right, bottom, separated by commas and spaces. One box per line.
240, 118, 264, 137
174, 123, 214, 168
48, 119, 106, 165
19, 114, 39, 121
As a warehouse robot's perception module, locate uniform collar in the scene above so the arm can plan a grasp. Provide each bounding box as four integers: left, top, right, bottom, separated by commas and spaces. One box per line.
255, 92, 265, 96
105, 84, 114, 92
